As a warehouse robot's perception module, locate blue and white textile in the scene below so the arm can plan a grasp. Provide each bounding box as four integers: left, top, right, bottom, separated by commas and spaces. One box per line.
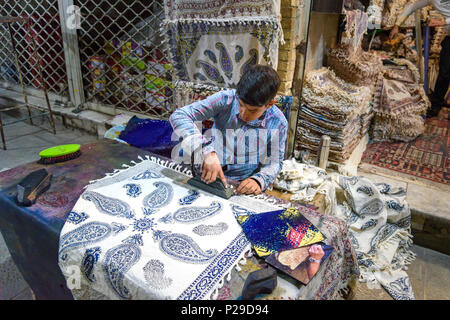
58, 156, 254, 300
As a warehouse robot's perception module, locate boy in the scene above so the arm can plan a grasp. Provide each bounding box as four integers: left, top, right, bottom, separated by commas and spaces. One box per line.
169, 64, 288, 196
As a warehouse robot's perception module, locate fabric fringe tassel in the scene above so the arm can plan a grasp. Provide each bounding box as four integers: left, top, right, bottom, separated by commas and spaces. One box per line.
208, 245, 252, 300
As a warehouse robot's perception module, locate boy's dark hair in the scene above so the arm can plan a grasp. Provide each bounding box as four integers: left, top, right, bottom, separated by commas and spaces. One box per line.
236, 64, 281, 107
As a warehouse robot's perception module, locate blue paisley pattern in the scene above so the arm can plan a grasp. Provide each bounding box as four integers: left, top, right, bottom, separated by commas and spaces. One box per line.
67, 211, 89, 224
142, 182, 173, 215
360, 219, 377, 231
132, 170, 161, 180
384, 277, 414, 300
124, 183, 142, 198
356, 186, 374, 197
172, 201, 222, 224
193, 222, 228, 236
82, 191, 135, 219
122, 234, 144, 246
235, 45, 244, 62
160, 233, 218, 264
386, 200, 405, 211
369, 224, 399, 254
111, 222, 127, 235
360, 198, 384, 216
59, 222, 112, 259
104, 243, 141, 299
231, 204, 256, 217
204, 49, 217, 63
216, 42, 233, 80
179, 190, 200, 206
143, 259, 173, 290
82, 247, 101, 282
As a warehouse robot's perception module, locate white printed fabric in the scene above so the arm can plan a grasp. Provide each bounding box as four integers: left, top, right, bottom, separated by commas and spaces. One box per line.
58, 158, 253, 300
336, 176, 416, 300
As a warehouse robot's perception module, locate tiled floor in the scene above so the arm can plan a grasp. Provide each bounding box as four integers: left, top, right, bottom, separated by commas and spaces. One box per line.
0, 110, 449, 300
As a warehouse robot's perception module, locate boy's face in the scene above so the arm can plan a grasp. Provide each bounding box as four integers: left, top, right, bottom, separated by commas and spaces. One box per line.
238, 99, 275, 123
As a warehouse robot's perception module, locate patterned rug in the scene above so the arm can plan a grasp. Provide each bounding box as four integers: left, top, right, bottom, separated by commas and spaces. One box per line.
361, 108, 449, 188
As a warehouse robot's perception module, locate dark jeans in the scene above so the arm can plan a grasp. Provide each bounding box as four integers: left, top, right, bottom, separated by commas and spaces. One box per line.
430, 36, 450, 111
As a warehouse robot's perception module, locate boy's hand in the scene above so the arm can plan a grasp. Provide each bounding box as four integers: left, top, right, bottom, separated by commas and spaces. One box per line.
236, 178, 262, 195
202, 152, 227, 186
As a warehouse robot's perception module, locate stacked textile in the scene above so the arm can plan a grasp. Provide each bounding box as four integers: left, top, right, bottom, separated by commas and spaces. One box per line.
328, 45, 383, 87
296, 68, 373, 163
371, 58, 430, 142
162, 0, 283, 90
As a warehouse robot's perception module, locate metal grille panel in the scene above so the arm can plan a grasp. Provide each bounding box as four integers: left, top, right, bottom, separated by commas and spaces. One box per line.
76, 0, 173, 118
0, 0, 68, 96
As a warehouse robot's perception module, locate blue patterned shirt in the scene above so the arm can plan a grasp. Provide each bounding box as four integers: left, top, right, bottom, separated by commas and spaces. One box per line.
169, 89, 288, 190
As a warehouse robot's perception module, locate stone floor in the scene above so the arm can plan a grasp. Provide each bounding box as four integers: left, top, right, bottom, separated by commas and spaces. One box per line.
0, 110, 449, 300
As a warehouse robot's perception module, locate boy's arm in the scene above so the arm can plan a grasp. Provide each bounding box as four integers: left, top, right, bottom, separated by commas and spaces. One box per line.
169, 91, 229, 156
250, 125, 287, 191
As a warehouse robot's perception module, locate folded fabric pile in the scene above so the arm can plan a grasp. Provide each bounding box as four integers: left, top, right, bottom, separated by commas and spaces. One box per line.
371, 58, 430, 142
297, 68, 374, 163
328, 45, 383, 87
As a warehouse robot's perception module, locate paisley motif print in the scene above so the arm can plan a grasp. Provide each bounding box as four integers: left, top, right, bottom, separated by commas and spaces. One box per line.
216, 42, 233, 80
369, 224, 399, 253
359, 198, 384, 216
124, 183, 142, 198
104, 243, 141, 299
376, 183, 391, 194
385, 277, 413, 300
360, 219, 377, 231
67, 211, 89, 224
235, 45, 244, 63
231, 205, 256, 217
143, 259, 173, 290
132, 170, 161, 180
172, 201, 222, 224
82, 247, 101, 282
122, 234, 144, 246
142, 182, 173, 215
111, 222, 127, 235
240, 48, 257, 76
160, 233, 218, 264
386, 200, 405, 211
195, 60, 225, 84
204, 49, 217, 63
59, 222, 112, 259
179, 189, 200, 206
82, 191, 135, 219
356, 186, 374, 197
193, 222, 228, 236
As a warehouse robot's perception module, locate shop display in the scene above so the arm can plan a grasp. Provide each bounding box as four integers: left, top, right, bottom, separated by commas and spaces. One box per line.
296, 68, 374, 163
371, 58, 430, 142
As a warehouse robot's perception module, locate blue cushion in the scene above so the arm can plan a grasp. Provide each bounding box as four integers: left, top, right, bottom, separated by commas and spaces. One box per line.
119, 116, 177, 150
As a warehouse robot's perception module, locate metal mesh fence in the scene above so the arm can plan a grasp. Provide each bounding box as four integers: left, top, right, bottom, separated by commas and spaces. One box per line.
76, 0, 174, 118
0, 0, 68, 96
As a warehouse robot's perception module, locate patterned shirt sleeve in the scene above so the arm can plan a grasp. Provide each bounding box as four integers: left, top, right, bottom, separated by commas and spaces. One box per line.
169, 91, 228, 156
250, 124, 287, 191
